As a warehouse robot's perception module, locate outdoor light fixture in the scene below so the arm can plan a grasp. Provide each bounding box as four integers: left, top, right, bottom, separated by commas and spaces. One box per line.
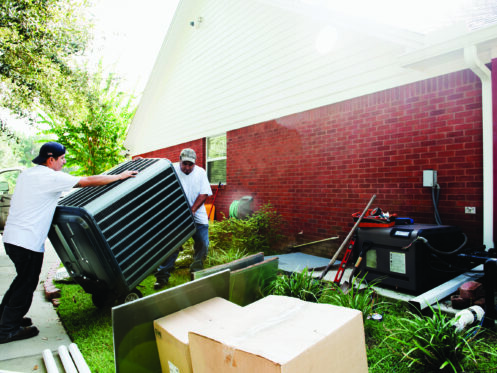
190, 16, 203, 28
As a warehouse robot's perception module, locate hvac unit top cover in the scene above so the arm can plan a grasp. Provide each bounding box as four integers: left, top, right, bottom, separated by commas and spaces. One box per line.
48, 158, 196, 301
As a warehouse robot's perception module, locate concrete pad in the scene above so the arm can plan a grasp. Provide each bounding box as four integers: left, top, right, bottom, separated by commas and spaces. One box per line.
266, 252, 337, 273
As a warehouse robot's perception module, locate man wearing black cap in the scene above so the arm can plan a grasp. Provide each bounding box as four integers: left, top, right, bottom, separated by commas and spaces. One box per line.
0, 142, 138, 344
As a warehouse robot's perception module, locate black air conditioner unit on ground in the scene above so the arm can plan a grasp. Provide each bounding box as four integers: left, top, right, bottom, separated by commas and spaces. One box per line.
355, 224, 467, 294
48, 158, 196, 307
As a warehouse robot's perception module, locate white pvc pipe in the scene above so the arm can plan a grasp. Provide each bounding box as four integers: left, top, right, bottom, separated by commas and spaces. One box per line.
58, 345, 78, 373
68, 343, 92, 373
464, 46, 494, 250
42, 349, 59, 373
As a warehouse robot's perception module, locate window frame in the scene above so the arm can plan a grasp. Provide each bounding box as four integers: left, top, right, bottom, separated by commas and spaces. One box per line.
205, 133, 227, 185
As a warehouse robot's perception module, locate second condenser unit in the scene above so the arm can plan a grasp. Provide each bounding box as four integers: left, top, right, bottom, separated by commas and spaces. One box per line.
355, 224, 467, 294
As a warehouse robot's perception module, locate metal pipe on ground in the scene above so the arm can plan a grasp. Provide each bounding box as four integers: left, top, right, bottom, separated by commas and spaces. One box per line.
289, 236, 339, 251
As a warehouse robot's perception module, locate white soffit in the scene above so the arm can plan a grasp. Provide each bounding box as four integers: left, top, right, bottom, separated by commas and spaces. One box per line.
125, 0, 497, 155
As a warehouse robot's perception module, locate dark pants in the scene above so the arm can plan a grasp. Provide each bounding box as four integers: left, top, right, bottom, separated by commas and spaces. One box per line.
0, 243, 43, 337
156, 224, 209, 281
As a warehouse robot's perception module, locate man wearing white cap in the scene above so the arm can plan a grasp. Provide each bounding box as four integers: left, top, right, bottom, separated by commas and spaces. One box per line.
154, 148, 212, 289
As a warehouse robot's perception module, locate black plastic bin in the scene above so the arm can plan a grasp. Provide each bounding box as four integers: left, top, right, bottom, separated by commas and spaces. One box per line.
48, 158, 196, 307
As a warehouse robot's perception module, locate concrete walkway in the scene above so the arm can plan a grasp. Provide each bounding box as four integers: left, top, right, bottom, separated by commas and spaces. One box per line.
0, 240, 71, 373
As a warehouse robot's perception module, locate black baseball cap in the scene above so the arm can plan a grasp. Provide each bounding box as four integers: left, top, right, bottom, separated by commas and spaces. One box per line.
32, 142, 66, 165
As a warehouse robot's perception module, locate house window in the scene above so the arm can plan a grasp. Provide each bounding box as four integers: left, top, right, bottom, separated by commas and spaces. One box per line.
206, 134, 226, 185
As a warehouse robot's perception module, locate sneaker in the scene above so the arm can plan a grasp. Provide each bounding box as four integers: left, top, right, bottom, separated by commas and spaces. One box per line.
0, 326, 39, 344
153, 278, 168, 290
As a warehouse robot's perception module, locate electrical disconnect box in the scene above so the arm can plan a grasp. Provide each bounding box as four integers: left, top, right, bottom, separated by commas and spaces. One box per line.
423, 170, 437, 187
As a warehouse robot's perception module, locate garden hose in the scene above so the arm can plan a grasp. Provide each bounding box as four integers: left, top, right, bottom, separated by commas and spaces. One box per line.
229, 200, 239, 218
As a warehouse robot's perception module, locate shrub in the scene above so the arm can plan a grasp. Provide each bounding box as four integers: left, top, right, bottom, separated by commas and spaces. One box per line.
383, 303, 493, 372
208, 203, 284, 254
320, 274, 383, 324
205, 247, 249, 267
264, 268, 322, 302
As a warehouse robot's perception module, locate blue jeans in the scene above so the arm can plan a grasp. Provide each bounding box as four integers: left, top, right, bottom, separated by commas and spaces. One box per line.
156, 224, 209, 281
0, 243, 43, 337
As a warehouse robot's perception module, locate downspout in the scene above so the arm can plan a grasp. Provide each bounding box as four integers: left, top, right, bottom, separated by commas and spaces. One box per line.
464, 46, 494, 250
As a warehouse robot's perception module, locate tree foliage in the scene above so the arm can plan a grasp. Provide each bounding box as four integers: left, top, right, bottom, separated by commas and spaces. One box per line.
0, 0, 91, 126
40, 67, 136, 175
1, 0, 136, 176
0, 130, 39, 168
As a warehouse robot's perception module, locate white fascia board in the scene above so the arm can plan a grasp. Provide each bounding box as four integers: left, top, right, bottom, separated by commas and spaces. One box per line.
399, 23, 497, 69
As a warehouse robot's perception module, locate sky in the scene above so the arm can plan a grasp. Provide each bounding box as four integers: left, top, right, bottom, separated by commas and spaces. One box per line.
87, 0, 180, 94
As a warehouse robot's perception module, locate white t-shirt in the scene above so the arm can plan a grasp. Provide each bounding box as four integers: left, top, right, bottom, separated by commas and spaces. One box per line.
174, 163, 212, 225
2, 165, 80, 252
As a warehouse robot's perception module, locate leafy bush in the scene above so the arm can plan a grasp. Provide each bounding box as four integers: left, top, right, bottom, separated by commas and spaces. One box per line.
205, 247, 249, 267
209, 203, 284, 254
320, 274, 382, 324
264, 268, 322, 302
383, 303, 494, 372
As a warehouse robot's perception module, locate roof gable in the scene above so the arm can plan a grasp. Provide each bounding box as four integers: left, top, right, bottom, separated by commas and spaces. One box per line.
125, 0, 497, 155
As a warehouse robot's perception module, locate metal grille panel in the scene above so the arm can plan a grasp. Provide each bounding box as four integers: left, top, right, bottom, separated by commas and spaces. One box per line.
50, 158, 196, 292
60, 158, 159, 207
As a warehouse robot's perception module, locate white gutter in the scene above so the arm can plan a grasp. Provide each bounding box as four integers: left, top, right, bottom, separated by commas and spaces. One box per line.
464, 46, 494, 250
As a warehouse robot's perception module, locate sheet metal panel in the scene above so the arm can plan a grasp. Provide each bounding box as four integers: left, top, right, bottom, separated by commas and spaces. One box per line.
112, 270, 230, 373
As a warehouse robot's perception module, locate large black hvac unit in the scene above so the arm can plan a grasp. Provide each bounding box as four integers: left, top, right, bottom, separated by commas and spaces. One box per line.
48, 158, 196, 307
355, 224, 467, 294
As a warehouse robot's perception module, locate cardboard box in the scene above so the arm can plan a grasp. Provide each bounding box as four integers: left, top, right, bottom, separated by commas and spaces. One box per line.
154, 297, 242, 373
189, 295, 368, 373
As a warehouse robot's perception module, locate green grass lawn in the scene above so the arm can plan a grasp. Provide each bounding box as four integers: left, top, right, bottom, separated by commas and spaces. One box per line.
55, 266, 193, 372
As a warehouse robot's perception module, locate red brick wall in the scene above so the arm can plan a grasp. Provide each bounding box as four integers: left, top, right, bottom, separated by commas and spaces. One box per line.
136, 69, 487, 255
135, 139, 206, 167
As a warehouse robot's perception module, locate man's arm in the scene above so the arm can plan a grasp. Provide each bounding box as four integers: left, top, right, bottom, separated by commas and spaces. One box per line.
191, 194, 208, 215
75, 170, 138, 188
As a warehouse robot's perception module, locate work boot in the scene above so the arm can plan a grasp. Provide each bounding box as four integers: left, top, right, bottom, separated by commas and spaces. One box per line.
0, 326, 39, 344
153, 278, 168, 290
